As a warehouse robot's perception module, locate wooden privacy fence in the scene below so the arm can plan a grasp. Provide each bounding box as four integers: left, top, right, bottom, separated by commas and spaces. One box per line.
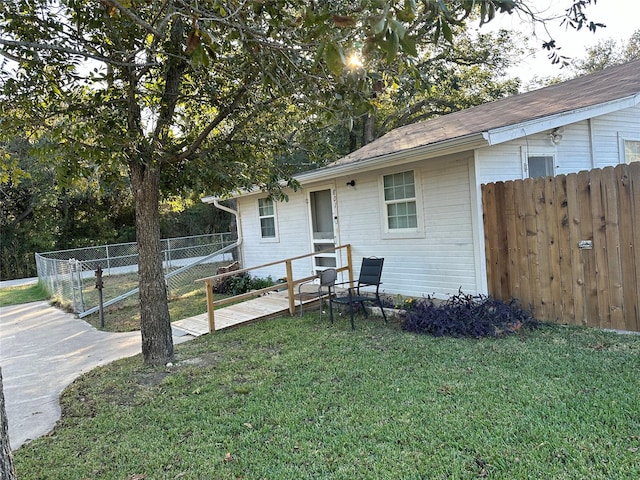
482, 163, 640, 332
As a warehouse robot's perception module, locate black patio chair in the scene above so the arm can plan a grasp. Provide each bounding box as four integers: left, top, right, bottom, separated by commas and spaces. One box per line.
298, 268, 337, 320
330, 257, 387, 329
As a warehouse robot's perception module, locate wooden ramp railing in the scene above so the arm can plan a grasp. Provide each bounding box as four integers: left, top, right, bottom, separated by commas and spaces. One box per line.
196, 244, 353, 332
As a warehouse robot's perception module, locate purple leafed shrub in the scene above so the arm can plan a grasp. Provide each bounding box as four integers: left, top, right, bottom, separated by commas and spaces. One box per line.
401, 290, 539, 338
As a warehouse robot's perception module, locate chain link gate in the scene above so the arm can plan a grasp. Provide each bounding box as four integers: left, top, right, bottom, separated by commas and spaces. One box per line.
35, 233, 237, 317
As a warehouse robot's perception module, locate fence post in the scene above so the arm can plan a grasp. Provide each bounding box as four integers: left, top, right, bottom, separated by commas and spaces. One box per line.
53, 261, 60, 299
95, 267, 105, 328
76, 260, 85, 313
68, 259, 78, 312
346, 244, 354, 287
285, 259, 295, 315
205, 279, 215, 332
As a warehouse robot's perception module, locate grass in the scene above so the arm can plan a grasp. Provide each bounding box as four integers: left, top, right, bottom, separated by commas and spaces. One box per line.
0, 275, 209, 331
0, 282, 48, 306
82, 287, 211, 332
13, 314, 640, 479
79, 265, 228, 331
0, 271, 227, 333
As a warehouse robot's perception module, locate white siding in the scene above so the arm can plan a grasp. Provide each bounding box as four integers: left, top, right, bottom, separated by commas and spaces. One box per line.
591, 106, 640, 167
334, 153, 477, 298
233, 106, 640, 298
554, 120, 595, 173
236, 154, 478, 298
237, 192, 313, 281
475, 141, 527, 184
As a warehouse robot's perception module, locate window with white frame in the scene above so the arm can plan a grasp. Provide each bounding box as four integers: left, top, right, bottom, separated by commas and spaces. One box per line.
383, 170, 418, 231
258, 197, 277, 239
527, 155, 555, 178
624, 140, 640, 164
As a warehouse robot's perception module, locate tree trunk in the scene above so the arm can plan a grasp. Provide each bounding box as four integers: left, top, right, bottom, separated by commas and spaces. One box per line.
130, 161, 174, 366
363, 112, 375, 146
0, 369, 17, 480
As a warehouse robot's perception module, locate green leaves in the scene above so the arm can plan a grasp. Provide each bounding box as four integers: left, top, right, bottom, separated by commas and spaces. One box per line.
383, 30, 399, 63
324, 42, 346, 76
399, 35, 418, 57
190, 43, 210, 67
441, 18, 454, 44
367, 8, 415, 64
397, 0, 417, 22
388, 18, 406, 40
373, 16, 387, 36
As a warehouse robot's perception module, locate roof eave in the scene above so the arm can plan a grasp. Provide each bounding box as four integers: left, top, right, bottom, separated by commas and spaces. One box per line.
202, 184, 265, 203
294, 133, 489, 184
485, 94, 640, 145
203, 92, 640, 203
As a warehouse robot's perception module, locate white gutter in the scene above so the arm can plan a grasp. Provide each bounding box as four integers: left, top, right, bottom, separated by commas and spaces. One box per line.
203, 197, 243, 248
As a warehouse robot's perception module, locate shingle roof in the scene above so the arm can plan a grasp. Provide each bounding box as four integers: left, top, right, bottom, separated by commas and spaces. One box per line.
329, 59, 640, 167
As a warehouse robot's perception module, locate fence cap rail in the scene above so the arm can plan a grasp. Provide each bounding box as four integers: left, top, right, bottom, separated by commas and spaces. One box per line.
196, 244, 351, 283
36, 232, 235, 259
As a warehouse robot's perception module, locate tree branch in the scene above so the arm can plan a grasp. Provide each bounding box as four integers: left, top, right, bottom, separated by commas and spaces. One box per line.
171, 84, 249, 164
0, 38, 157, 69
0, 48, 22, 63
103, 0, 161, 37
379, 98, 457, 136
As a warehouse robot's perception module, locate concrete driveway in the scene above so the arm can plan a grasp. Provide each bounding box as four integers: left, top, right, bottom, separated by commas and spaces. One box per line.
0, 301, 191, 450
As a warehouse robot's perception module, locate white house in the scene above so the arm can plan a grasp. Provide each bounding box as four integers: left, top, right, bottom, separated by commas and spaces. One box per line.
203, 60, 640, 300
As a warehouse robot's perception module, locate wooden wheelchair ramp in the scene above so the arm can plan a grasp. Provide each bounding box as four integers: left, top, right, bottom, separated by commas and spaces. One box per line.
188, 244, 354, 335
172, 289, 320, 335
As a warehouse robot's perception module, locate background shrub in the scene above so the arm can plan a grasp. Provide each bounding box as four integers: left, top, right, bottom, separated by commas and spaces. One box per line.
213, 273, 274, 296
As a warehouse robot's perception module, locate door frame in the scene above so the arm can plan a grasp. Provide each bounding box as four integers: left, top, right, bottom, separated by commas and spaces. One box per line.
307, 183, 341, 275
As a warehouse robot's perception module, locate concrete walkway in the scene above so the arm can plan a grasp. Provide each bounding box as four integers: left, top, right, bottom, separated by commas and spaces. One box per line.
0, 301, 193, 450
0, 277, 38, 289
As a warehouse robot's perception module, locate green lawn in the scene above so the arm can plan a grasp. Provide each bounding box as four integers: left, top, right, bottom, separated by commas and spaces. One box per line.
0, 279, 210, 331
13, 315, 640, 479
0, 282, 48, 307
68, 266, 226, 331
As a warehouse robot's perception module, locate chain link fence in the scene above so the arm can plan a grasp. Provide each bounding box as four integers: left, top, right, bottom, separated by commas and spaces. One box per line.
35, 233, 237, 316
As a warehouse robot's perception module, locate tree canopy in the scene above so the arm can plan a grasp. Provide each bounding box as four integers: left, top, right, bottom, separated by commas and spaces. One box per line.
572, 29, 640, 74
0, 0, 604, 365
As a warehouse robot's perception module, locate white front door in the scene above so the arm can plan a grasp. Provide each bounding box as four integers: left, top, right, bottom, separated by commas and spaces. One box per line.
308, 186, 338, 273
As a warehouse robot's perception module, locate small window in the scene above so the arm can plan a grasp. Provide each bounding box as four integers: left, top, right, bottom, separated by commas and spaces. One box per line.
383, 170, 418, 230
527, 155, 554, 178
624, 140, 640, 164
258, 198, 277, 239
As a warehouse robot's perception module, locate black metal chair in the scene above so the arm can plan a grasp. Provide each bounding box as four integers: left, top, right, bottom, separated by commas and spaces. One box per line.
298, 268, 337, 320
330, 257, 387, 329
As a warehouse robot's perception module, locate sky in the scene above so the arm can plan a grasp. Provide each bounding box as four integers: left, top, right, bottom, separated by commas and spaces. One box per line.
481, 0, 639, 84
